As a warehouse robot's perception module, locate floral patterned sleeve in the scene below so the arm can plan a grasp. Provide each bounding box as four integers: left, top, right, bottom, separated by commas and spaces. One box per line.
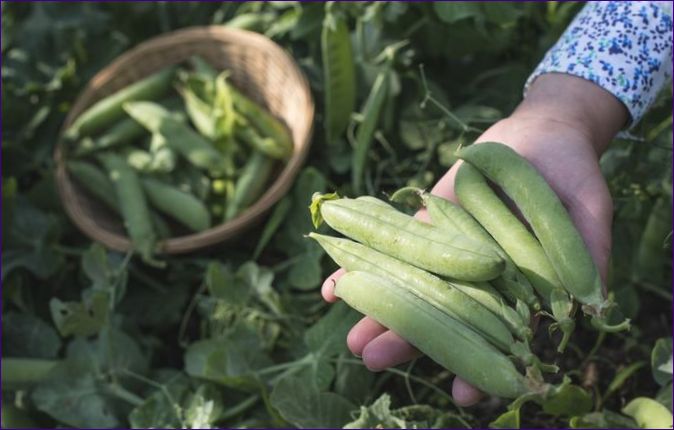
525, 1, 673, 128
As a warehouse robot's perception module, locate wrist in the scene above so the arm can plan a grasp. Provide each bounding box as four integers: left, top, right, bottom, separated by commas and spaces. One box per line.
515, 73, 629, 155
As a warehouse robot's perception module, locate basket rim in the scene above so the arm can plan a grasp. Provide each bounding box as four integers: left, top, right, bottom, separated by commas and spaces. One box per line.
55, 25, 314, 254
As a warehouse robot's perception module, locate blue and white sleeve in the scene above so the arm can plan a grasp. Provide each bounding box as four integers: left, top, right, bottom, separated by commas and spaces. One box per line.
525, 1, 673, 128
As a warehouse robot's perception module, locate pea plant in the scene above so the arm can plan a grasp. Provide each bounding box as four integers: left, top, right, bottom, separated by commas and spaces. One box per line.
2, 2, 672, 428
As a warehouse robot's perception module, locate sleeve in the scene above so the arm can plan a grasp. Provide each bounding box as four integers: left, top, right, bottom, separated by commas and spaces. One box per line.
525, 1, 673, 128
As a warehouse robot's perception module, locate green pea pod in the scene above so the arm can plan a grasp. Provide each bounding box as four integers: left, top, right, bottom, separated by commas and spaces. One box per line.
311, 193, 504, 281
455, 163, 576, 351
334, 271, 538, 399
67, 160, 118, 210
310, 233, 533, 348
73, 97, 184, 157
352, 68, 389, 194
66, 66, 176, 139
633, 196, 671, 283
68, 160, 174, 238
457, 143, 629, 331
421, 191, 541, 312
229, 85, 292, 158
224, 151, 275, 221
123, 101, 228, 176
235, 126, 288, 160
321, 2, 356, 145
141, 178, 211, 232
98, 153, 157, 263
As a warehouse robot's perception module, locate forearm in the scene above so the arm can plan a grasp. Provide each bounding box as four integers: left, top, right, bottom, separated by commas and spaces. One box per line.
514, 73, 629, 155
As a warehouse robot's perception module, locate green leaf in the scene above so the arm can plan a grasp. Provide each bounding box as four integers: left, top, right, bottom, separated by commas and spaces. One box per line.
334, 355, 375, 405
656, 383, 673, 412
433, 2, 481, 23
3, 311, 61, 358
2, 198, 65, 281
129, 374, 190, 428
49, 290, 110, 337
206, 261, 250, 305
344, 393, 406, 428
31, 328, 145, 428
344, 393, 468, 429
32, 359, 121, 428
652, 338, 673, 386
288, 247, 324, 290
569, 410, 637, 428
622, 397, 674, 429
270, 375, 355, 428
184, 329, 273, 390
490, 408, 520, 428
183, 384, 224, 428
293, 354, 335, 391
81, 243, 128, 304
237, 261, 281, 315
542, 384, 593, 417
305, 301, 361, 357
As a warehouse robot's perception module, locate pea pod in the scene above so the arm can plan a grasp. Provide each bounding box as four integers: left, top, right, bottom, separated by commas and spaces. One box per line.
74, 97, 184, 157
98, 153, 156, 262
67, 160, 118, 210
142, 178, 211, 232
457, 143, 629, 331
321, 2, 356, 145
455, 163, 576, 351
224, 151, 275, 221
311, 193, 504, 281
334, 271, 535, 399
421, 191, 541, 312
66, 67, 176, 139
310, 233, 532, 346
352, 67, 389, 193
633, 196, 671, 283
123, 101, 228, 176
229, 86, 293, 158
68, 160, 174, 238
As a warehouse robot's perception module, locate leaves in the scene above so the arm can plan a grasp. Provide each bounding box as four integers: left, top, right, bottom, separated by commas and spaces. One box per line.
3, 312, 61, 358
270, 375, 355, 429
2, 198, 65, 281
542, 384, 593, 417
652, 338, 674, 386
622, 397, 674, 429
184, 328, 273, 390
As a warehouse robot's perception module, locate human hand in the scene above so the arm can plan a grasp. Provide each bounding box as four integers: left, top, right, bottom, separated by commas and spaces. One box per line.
321, 73, 628, 406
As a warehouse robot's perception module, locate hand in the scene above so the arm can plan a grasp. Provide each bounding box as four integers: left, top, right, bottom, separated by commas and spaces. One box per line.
321, 73, 629, 406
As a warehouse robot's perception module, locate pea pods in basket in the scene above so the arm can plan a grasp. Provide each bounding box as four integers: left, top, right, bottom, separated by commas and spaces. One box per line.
64, 57, 294, 262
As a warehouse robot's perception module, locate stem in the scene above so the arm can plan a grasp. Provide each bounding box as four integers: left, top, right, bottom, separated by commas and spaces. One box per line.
218, 395, 260, 422
2, 358, 60, 389
107, 383, 144, 407
418, 64, 483, 134
333, 357, 465, 415
635, 281, 673, 301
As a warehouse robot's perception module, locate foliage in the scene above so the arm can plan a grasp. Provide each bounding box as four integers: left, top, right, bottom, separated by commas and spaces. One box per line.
2, 2, 671, 428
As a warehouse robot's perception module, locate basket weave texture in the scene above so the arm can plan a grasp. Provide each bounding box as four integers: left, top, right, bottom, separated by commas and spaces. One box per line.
55, 26, 314, 254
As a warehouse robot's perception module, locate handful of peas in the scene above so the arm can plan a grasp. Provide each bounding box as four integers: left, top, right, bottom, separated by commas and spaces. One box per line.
64, 56, 292, 263
310, 142, 630, 401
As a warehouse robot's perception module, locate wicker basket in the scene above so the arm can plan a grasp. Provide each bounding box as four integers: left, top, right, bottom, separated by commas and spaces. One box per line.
55, 26, 314, 254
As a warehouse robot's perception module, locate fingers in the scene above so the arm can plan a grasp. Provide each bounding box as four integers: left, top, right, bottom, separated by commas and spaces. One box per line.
361, 330, 422, 371
452, 377, 485, 407
346, 317, 386, 356
430, 161, 462, 203
322, 268, 346, 302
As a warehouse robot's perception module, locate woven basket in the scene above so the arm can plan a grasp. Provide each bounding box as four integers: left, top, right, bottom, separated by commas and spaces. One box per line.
54, 26, 314, 254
